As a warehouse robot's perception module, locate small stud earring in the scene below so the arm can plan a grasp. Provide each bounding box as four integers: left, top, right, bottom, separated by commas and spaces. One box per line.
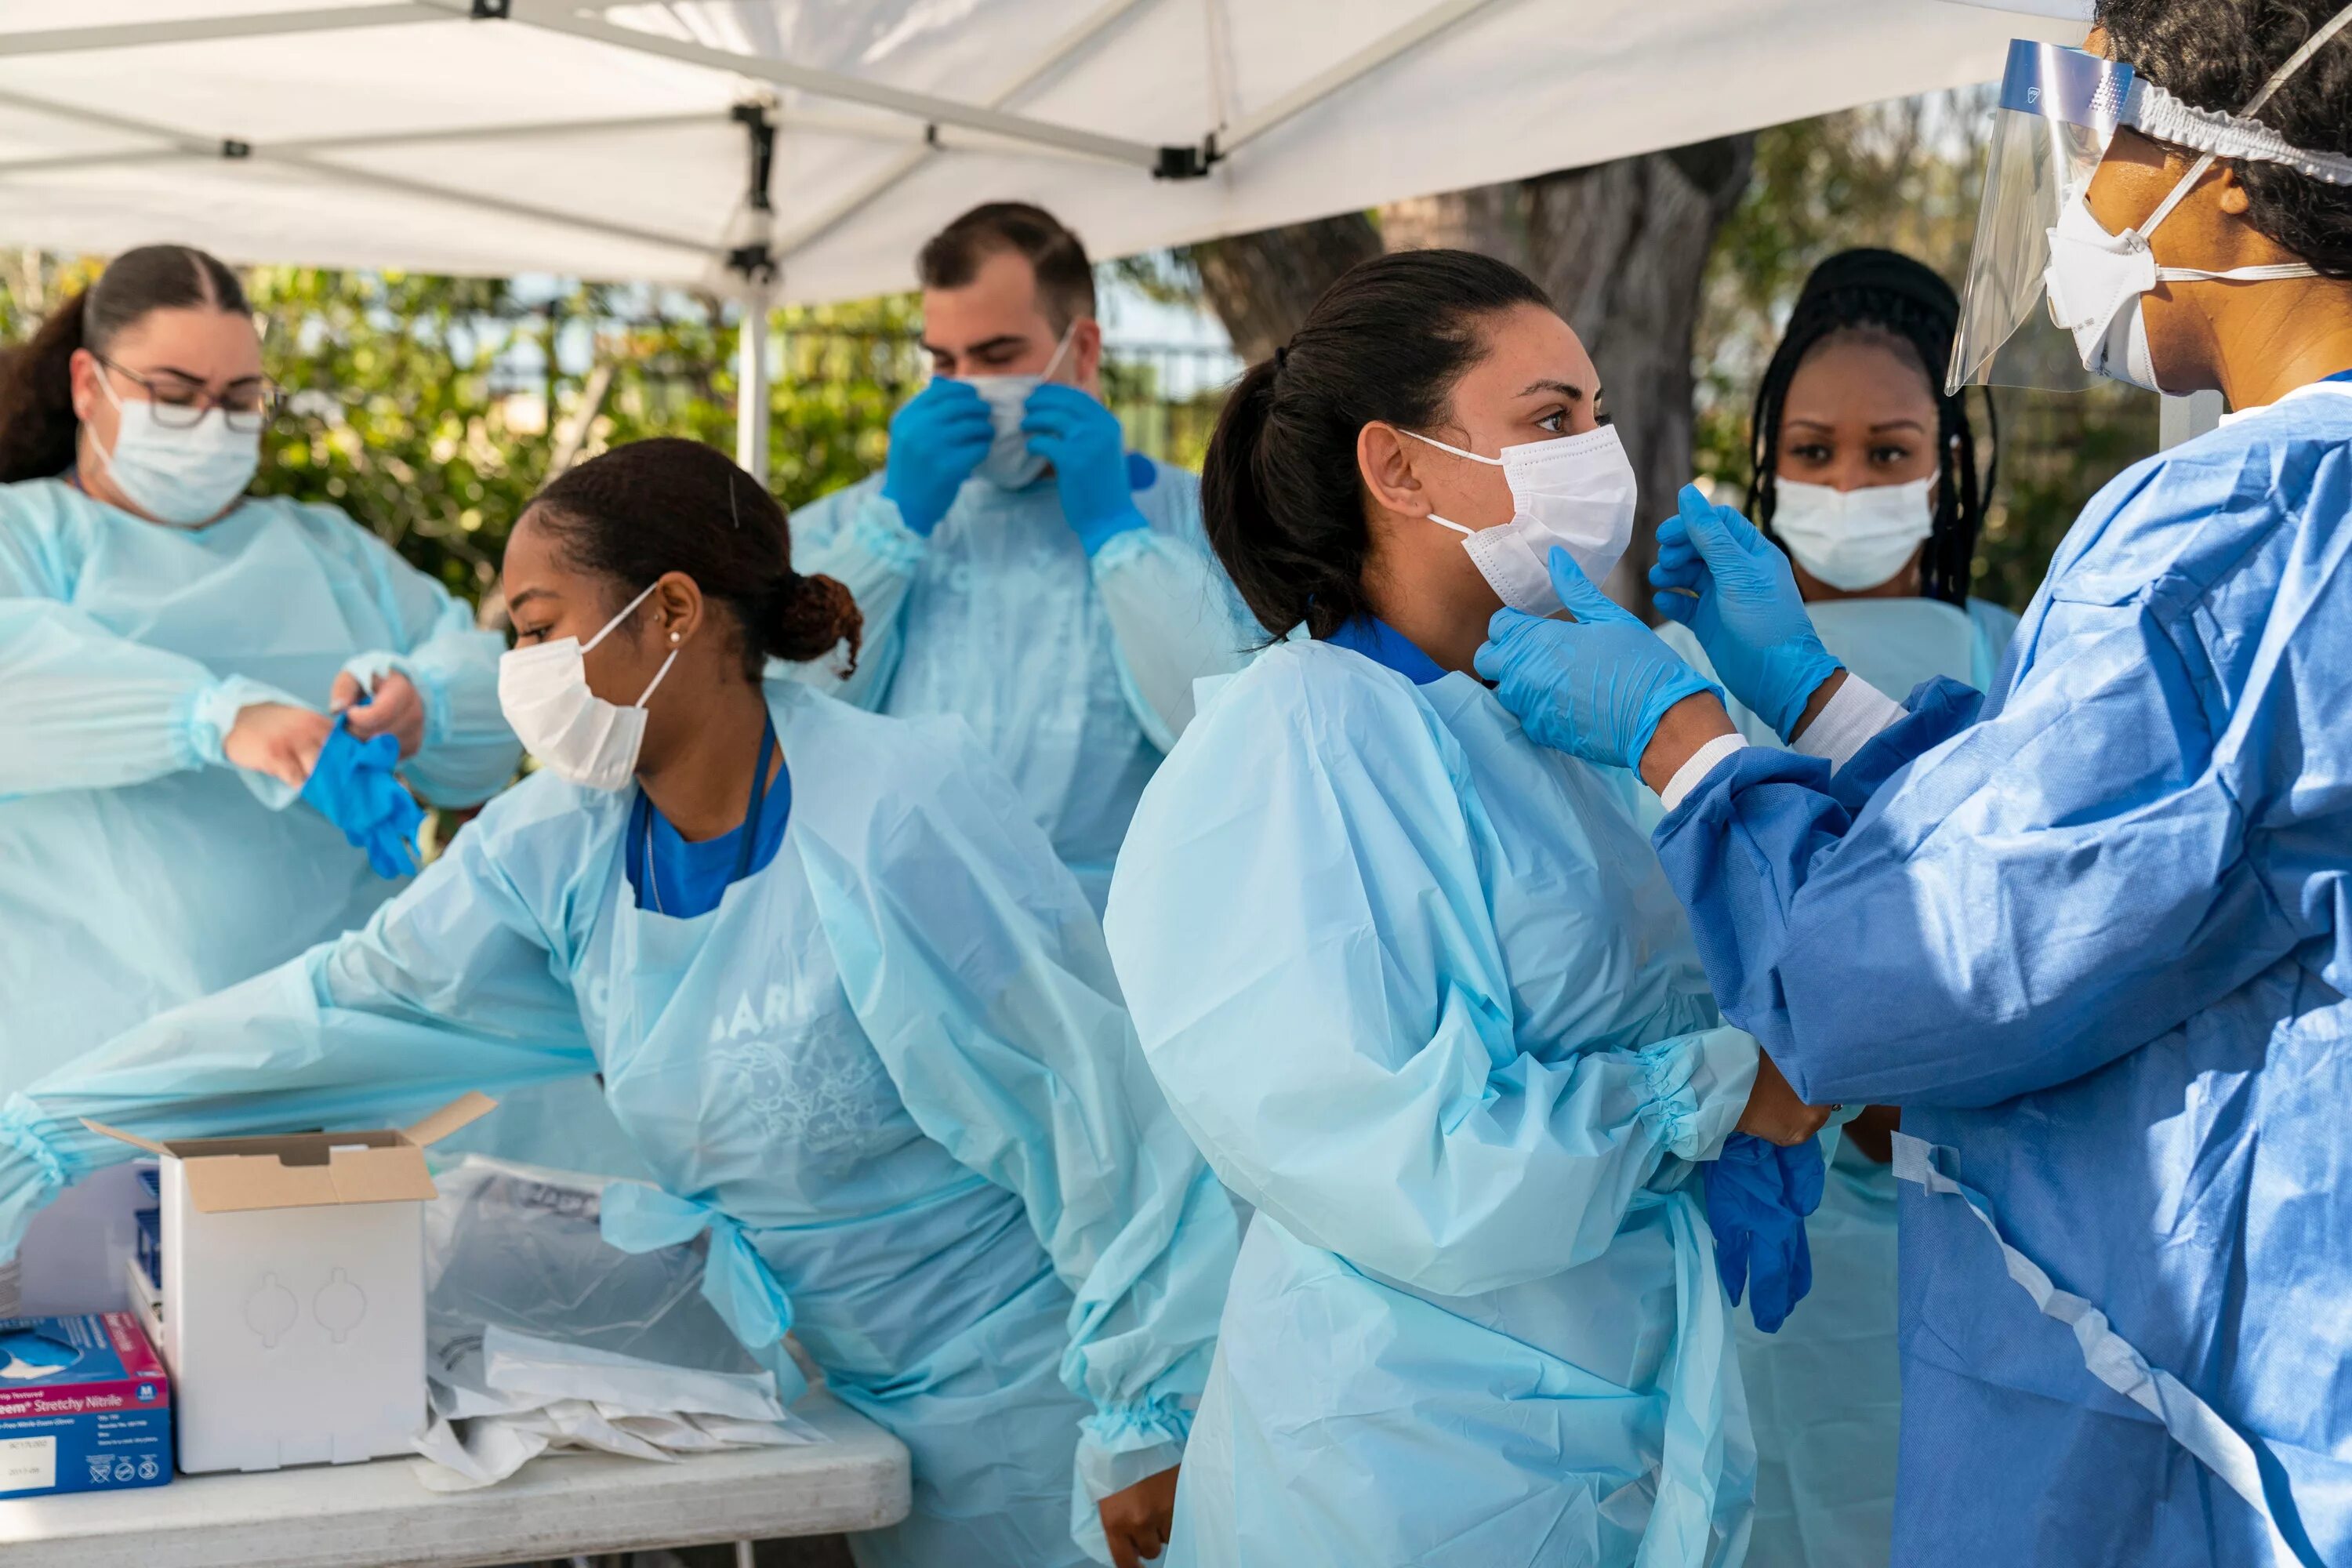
670, 630, 682, 644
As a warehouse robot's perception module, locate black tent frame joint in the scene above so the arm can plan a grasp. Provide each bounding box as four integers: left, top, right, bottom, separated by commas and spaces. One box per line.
1154, 136, 1218, 180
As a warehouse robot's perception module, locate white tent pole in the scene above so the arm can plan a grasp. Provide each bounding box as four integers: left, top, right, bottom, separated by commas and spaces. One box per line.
776, 0, 1160, 261
736, 303, 771, 483
458, 0, 1171, 171
0, 85, 713, 262
731, 103, 778, 485
0, 4, 437, 58
1217, 0, 1504, 156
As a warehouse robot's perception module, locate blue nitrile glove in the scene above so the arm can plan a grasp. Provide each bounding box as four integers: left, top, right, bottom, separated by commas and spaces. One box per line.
881, 379, 995, 538
1649, 485, 1842, 742
302, 717, 424, 880
1475, 546, 1721, 772
1021, 383, 1148, 557
1704, 1132, 1826, 1333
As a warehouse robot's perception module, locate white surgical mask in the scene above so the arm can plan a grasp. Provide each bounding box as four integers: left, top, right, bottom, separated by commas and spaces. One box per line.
964, 324, 1077, 490
92, 376, 260, 528
1405, 425, 1638, 614
497, 581, 679, 791
1769, 477, 1936, 591
2044, 178, 2318, 394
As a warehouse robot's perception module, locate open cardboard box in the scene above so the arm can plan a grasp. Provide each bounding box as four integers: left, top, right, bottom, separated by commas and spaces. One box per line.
82, 1093, 496, 1474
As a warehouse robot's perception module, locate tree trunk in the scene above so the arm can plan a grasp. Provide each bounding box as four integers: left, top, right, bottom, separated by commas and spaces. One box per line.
1188, 213, 1381, 365
1381, 136, 1755, 608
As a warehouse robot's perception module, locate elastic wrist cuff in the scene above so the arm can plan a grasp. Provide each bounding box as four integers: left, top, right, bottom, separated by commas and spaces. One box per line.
1087, 524, 1152, 573
1794, 676, 1906, 769
1659, 734, 1748, 812
1077, 506, 1149, 561
340, 652, 450, 750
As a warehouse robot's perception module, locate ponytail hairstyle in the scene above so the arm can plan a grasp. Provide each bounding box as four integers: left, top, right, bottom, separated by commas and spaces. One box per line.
1746, 248, 1992, 608
521, 437, 860, 679
1203, 249, 1552, 641
0, 245, 251, 485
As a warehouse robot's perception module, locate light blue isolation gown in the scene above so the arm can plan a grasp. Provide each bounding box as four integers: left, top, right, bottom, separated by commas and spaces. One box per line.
1655, 377, 2352, 1567
786, 455, 1257, 911
1105, 619, 1763, 1568
1658, 591, 2018, 1568
0, 681, 1237, 1568
0, 478, 516, 1093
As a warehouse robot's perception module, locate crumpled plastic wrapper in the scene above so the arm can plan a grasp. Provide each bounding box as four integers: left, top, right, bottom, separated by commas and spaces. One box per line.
409, 1156, 824, 1490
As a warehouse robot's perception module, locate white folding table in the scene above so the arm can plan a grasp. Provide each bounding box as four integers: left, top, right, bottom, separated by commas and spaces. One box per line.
0, 1392, 909, 1568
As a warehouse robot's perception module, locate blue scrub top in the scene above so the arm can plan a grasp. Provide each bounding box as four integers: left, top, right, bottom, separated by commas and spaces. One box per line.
624, 721, 791, 920
1323, 615, 1448, 686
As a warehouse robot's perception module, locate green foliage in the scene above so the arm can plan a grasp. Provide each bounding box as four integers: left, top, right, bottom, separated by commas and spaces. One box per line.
1693, 94, 2158, 610
240, 271, 925, 615
247, 270, 542, 608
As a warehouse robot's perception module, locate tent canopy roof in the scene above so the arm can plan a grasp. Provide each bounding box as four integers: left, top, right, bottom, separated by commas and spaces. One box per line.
0, 1, 2080, 302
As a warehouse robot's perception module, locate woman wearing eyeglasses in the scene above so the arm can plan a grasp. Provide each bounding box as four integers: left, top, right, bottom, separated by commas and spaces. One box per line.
0, 245, 517, 1116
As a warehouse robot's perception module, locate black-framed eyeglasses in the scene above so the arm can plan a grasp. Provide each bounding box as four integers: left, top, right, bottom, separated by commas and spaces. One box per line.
97, 355, 282, 434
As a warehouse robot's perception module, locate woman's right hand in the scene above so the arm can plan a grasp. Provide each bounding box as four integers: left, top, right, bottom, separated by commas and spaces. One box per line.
1736, 1051, 1835, 1146
223, 702, 334, 789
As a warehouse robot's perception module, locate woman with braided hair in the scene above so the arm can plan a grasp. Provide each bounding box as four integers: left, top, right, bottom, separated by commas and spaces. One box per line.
0, 437, 1236, 1568
1656, 248, 2020, 1568
1660, 249, 2018, 748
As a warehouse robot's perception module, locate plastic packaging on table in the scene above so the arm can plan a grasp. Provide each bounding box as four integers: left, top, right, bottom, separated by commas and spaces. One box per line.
412, 1156, 821, 1490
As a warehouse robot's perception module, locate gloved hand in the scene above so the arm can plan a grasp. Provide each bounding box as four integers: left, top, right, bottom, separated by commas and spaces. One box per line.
1649, 485, 1841, 742
302, 717, 425, 879
1704, 1132, 1826, 1334
1475, 546, 1721, 773
1021, 383, 1147, 557
881, 379, 995, 538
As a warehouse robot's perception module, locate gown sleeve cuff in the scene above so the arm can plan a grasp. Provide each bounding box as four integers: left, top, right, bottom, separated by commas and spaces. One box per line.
1791, 675, 1906, 771
1635, 1026, 1762, 1162
0, 1112, 71, 1195
186, 674, 306, 781
1658, 734, 1749, 813
1075, 1394, 1192, 1499
1084, 523, 1156, 575
0, 1110, 74, 1263
851, 492, 933, 572
339, 651, 452, 750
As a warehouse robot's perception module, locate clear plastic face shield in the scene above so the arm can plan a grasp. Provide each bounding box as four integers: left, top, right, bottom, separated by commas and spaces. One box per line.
1950, 15, 2352, 394
1947, 41, 2136, 393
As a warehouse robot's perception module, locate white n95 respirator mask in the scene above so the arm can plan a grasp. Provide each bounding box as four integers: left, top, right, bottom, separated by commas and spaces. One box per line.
964, 324, 1078, 491
1406, 425, 1639, 614
2043, 173, 2317, 394
497, 581, 679, 791
93, 379, 260, 528
1769, 477, 1936, 591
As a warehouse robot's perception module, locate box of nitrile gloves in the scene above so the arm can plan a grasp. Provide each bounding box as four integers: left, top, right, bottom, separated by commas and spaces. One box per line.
0, 1312, 172, 1497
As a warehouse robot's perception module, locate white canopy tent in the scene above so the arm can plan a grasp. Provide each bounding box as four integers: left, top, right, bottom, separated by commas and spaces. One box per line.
0, 0, 2089, 472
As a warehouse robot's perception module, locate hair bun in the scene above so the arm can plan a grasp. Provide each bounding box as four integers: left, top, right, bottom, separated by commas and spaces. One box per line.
766, 572, 862, 676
